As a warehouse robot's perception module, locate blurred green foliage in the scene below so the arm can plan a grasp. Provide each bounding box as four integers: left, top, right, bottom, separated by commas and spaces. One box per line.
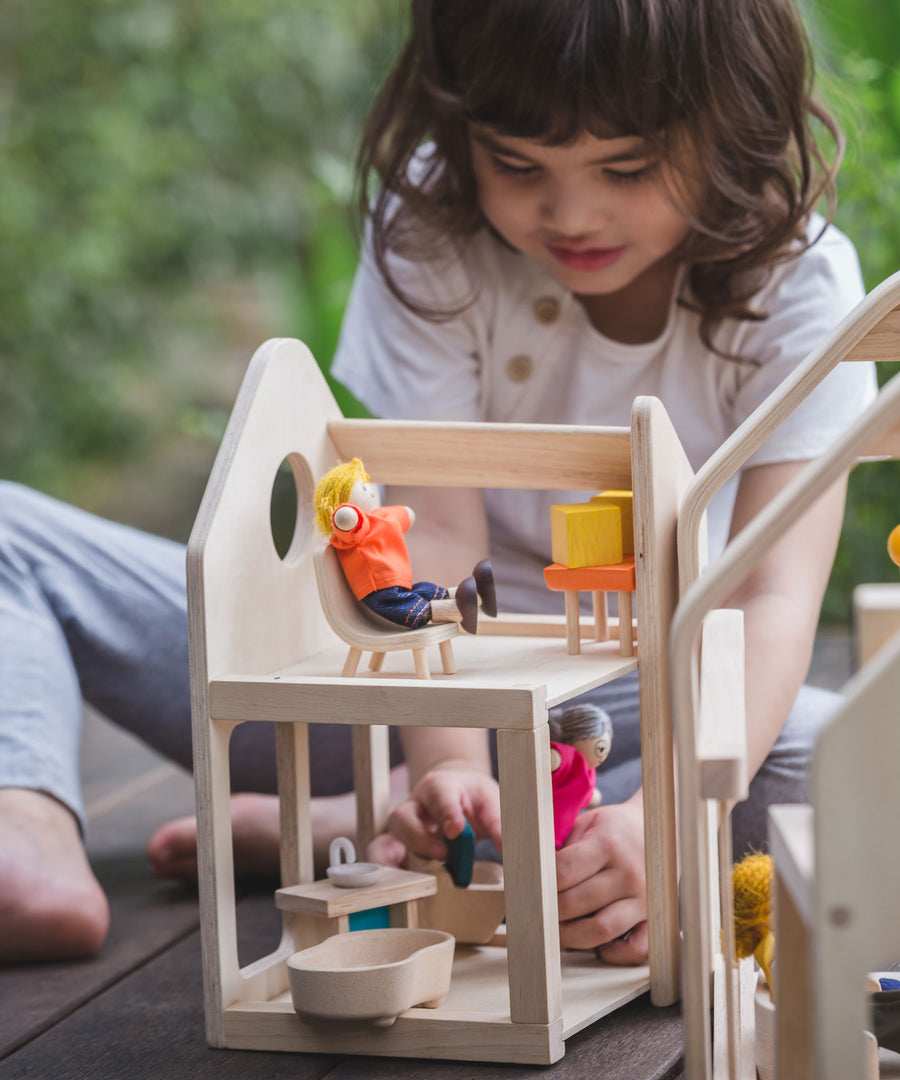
0, 0, 897, 616
0, 0, 398, 496
815, 3, 900, 617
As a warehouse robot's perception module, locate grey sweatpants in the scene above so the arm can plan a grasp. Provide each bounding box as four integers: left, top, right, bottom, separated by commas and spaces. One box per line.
0, 480, 835, 854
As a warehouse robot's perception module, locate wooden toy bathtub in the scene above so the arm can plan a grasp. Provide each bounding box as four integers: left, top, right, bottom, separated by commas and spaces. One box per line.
287, 928, 455, 1025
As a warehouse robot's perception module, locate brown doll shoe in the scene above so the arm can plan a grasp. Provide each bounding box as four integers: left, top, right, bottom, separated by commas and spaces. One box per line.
472, 559, 497, 618
455, 576, 479, 634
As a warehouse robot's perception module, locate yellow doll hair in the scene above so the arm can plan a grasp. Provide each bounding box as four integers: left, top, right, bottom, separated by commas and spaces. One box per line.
313, 458, 369, 536
732, 851, 775, 991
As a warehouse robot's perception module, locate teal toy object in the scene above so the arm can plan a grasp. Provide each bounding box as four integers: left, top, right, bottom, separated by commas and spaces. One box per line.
444, 820, 475, 887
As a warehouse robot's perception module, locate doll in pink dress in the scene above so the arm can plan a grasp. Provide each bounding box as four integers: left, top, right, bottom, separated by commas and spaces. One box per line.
550, 704, 613, 849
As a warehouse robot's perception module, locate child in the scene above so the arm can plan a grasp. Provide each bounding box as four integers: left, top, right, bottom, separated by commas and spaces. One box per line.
0, 0, 878, 965
330, 0, 877, 964
313, 456, 496, 632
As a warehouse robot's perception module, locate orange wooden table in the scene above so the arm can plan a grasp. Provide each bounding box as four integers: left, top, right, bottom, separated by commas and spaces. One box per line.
543, 558, 636, 657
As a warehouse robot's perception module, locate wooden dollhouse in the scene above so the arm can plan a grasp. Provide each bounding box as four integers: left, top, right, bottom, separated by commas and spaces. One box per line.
188, 269, 900, 1073
186, 337, 691, 1064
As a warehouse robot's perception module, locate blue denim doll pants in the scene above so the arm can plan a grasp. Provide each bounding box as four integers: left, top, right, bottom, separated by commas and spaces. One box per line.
362, 583, 450, 628
0, 480, 837, 853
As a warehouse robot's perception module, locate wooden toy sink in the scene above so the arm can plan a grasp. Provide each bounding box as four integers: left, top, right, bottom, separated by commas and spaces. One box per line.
287, 928, 455, 1025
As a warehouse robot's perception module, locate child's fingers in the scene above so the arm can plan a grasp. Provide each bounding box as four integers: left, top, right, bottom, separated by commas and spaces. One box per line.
366, 831, 407, 867
557, 864, 624, 924
469, 790, 503, 850
594, 920, 649, 966
556, 828, 612, 893
386, 798, 448, 861
412, 775, 471, 839
558, 898, 645, 952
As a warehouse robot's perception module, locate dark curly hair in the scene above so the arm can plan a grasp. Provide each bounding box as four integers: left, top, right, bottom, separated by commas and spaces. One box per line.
357, 0, 842, 353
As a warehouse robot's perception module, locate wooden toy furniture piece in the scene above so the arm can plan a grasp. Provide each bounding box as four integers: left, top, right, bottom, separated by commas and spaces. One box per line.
669, 270, 900, 1080
313, 543, 459, 678
286, 926, 455, 1023
543, 558, 636, 657
187, 337, 693, 1065
854, 581, 900, 668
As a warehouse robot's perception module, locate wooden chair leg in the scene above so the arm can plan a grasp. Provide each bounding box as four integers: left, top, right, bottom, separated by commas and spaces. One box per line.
438, 639, 456, 675
618, 592, 634, 657
342, 646, 362, 677
564, 591, 581, 655
592, 590, 609, 641
368, 652, 385, 672
412, 648, 430, 679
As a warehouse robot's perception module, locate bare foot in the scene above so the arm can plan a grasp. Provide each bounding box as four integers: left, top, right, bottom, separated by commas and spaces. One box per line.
147, 792, 283, 883
147, 767, 410, 884
0, 788, 109, 963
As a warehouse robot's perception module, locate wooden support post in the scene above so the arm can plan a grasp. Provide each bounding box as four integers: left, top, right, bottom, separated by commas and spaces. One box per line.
497, 725, 562, 1026
352, 724, 391, 856
774, 869, 813, 1080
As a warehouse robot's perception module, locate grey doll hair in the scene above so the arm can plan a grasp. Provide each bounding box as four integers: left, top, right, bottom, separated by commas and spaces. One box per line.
549, 703, 613, 746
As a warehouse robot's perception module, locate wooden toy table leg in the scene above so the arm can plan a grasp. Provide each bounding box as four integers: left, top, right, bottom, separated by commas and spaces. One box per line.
591, 590, 609, 641
617, 591, 634, 657
564, 591, 581, 655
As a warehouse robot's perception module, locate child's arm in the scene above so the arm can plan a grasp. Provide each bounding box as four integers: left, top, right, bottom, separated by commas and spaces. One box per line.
555, 460, 847, 963
384, 485, 488, 584
717, 460, 847, 777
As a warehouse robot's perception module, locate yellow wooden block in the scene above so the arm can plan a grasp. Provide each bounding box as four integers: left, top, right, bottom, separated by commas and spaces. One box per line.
550, 503, 622, 568
591, 490, 634, 555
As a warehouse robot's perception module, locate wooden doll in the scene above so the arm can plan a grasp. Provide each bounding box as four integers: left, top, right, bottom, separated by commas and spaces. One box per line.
549, 703, 613, 848
313, 458, 496, 634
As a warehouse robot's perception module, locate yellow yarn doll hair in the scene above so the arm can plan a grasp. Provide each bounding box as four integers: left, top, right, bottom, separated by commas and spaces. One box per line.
732, 851, 775, 991
313, 458, 369, 536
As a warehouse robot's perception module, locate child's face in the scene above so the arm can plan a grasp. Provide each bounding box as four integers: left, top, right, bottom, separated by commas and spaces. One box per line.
468, 126, 696, 303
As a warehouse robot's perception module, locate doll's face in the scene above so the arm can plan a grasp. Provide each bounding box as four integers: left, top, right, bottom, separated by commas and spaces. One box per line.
574, 731, 612, 769
348, 477, 380, 512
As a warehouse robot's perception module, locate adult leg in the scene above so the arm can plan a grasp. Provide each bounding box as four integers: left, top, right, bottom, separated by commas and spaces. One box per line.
0, 483, 393, 956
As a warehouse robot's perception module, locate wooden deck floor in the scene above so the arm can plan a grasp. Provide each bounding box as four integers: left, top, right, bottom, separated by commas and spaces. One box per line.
0, 631, 858, 1079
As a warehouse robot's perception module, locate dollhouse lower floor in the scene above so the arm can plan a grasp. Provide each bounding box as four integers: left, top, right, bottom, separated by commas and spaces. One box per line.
4, 628, 892, 1080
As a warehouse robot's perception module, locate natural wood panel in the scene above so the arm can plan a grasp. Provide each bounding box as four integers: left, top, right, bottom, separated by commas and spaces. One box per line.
328, 419, 632, 490
842, 303, 900, 362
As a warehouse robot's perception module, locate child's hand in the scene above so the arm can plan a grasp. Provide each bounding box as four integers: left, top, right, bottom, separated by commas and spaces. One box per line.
368, 766, 502, 867
555, 793, 649, 965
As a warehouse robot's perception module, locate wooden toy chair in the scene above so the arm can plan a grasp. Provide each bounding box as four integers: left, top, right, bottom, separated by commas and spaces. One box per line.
313, 544, 459, 678
187, 336, 694, 1065
670, 270, 900, 1080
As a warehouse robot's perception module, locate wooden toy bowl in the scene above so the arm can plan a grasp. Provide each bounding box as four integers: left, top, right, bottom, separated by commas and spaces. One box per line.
418, 860, 506, 945
287, 928, 455, 1026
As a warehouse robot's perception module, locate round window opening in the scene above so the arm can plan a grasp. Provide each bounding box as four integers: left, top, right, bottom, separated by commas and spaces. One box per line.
270, 453, 315, 565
